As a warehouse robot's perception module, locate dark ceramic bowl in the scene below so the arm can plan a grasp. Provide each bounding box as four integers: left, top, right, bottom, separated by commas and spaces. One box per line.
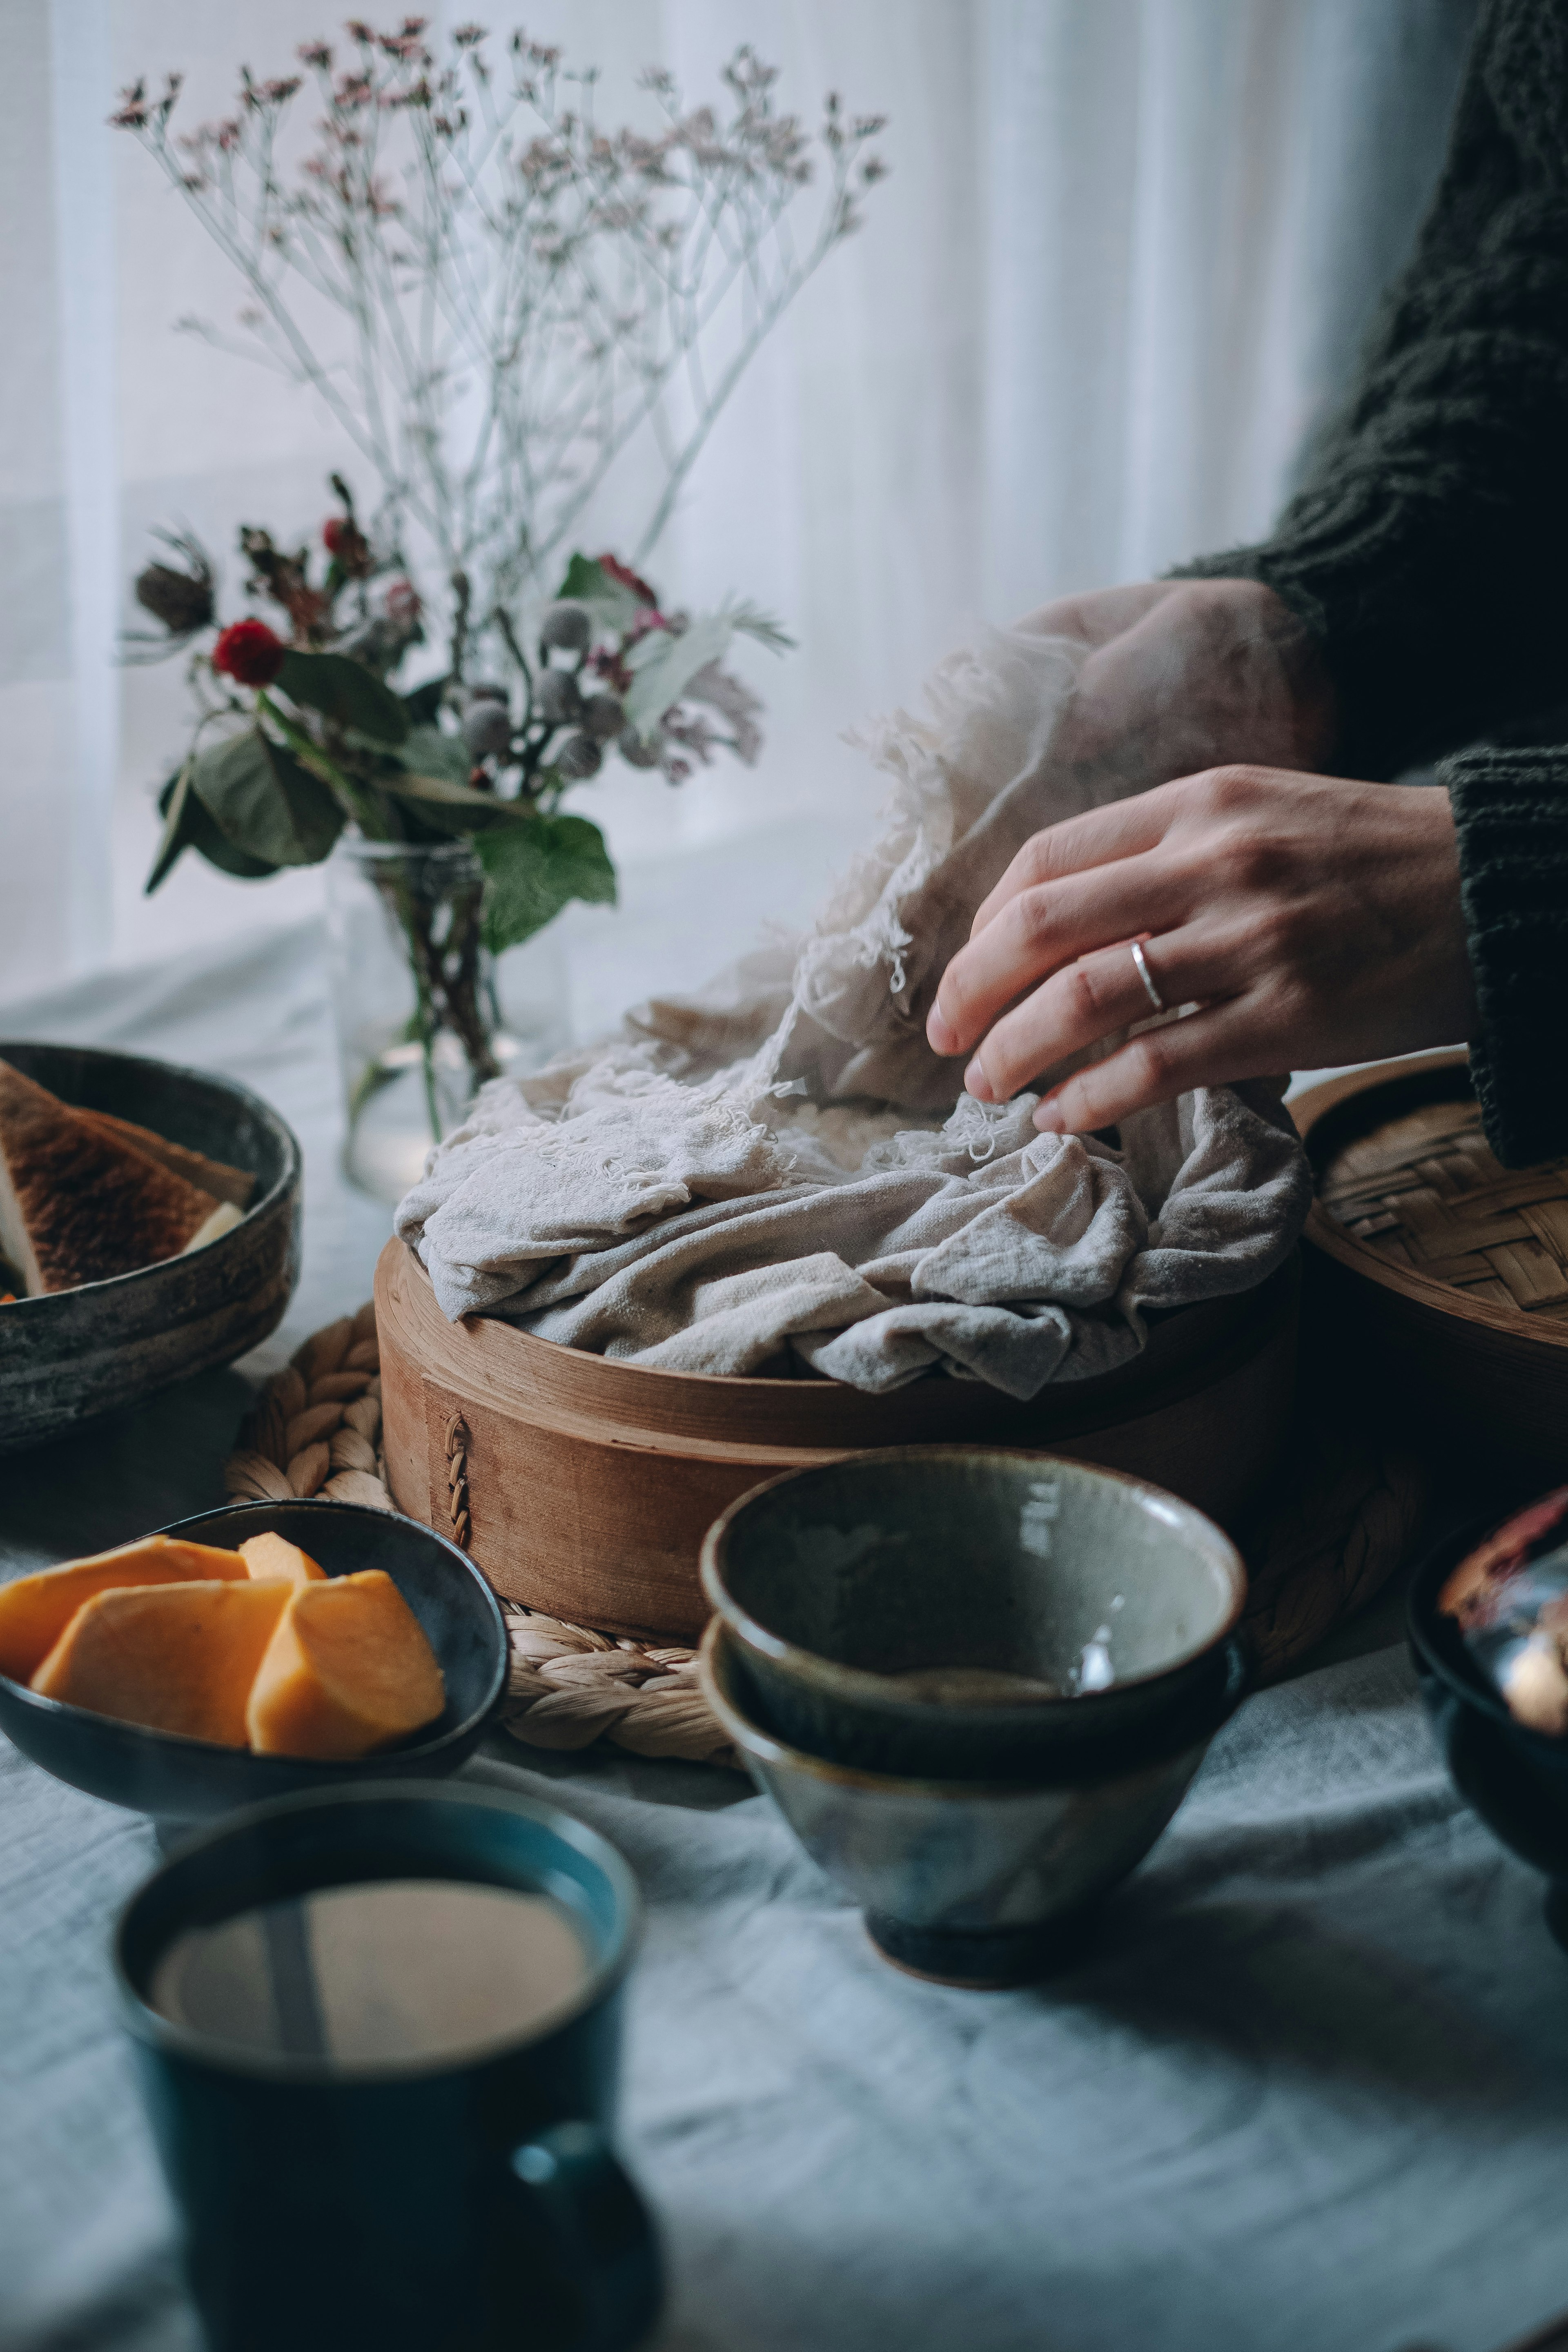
700, 1618, 1247, 1985
0, 1041, 302, 1453
1408, 1515, 1568, 1952
700, 1449, 1247, 1780
0, 1500, 508, 1824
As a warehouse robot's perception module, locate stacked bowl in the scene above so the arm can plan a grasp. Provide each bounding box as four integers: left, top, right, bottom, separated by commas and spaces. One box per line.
698, 1449, 1250, 1985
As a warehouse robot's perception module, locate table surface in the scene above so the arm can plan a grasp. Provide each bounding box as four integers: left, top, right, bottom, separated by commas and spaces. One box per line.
4, 919, 1568, 2352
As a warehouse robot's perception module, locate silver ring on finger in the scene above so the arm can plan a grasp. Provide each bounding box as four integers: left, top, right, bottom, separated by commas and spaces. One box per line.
1129, 937, 1166, 1016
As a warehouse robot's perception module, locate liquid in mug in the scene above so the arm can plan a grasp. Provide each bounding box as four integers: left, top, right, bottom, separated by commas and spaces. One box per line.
149, 1878, 592, 2068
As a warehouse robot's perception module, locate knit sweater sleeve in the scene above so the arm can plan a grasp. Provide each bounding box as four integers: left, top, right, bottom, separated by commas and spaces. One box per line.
1441, 743, 1568, 1165
1178, 0, 1568, 782
1179, 0, 1568, 1167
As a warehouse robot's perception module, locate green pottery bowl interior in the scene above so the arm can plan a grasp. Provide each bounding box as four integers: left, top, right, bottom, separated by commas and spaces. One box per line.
701, 1449, 1246, 1776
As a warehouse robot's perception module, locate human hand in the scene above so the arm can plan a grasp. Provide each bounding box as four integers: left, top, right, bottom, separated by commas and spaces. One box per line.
924, 764, 1477, 1133
1012, 576, 1339, 792
877, 578, 1339, 1078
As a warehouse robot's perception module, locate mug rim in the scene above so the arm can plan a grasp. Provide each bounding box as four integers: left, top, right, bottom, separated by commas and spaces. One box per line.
114, 1778, 641, 2086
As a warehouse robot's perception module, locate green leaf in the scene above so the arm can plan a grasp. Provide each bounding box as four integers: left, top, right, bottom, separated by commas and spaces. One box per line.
379, 769, 535, 833
146, 768, 196, 893
552, 552, 645, 636
727, 599, 796, 654
622, 613, 734, 737
187, 727, 345, 867
276, 649, 409, 744
392, 724, 471, 785
477, 813, 617, 953
147, 766, 281, 893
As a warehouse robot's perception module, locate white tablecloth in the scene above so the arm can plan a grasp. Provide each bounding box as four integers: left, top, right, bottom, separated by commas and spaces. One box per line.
3, 921, 1568, 2352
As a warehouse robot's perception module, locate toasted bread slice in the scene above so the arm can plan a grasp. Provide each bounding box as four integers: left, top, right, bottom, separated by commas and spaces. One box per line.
183, 1201, 243, 1254
73, 1110, 254, 1211
0, 1059, 222, 1294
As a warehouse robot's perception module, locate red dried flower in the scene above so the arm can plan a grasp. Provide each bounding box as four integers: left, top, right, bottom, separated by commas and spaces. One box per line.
322, 513, 374, 576
212, 618, 286, 687
597, 552, 657, 606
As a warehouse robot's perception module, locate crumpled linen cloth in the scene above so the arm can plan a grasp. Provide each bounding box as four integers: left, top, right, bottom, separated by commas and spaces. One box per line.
396, 626, 1313, 1396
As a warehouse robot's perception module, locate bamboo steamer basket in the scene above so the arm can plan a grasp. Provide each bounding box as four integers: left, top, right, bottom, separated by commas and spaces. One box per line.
1292, 1049, 1568, 1470
375, 1235, 1299, 1641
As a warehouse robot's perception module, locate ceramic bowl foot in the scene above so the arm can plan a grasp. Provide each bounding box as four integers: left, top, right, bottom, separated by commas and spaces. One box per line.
864, 1907, 1098, 1988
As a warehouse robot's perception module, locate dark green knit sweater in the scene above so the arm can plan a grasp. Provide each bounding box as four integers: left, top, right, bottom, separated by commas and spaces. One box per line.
1181, 0, 1568, 1167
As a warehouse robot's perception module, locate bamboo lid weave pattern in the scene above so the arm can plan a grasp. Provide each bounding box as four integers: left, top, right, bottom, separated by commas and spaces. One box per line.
1318, 1097, 1568, 1320
225, 1303, 1426, 1769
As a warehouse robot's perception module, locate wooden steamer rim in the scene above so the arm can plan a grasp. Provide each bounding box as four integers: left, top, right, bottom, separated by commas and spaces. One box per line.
376, 1236, 1300, 1642
1291, 1048, 1568, 1467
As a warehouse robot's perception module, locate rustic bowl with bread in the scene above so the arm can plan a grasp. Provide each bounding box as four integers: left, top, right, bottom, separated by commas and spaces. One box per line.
0, 1041, 302, 1451
0, 1499, 507, 1825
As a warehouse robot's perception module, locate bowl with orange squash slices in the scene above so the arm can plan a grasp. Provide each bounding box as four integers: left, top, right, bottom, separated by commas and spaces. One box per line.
0, 1500, 508, 1823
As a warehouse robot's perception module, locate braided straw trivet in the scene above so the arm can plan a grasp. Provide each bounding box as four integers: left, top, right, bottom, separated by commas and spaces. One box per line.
225, 1305, 1425, 1769
1320, 1095, 1568, 1316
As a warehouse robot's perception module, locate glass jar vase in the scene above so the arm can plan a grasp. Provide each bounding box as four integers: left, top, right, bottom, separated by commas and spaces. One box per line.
326, 837, 569, 1203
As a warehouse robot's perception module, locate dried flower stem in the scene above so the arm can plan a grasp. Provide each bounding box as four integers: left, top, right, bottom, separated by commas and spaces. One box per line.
114, 31, 888, 660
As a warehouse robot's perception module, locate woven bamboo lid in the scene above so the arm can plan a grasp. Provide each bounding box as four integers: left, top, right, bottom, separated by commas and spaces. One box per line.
1292, 1050, 1568, 1466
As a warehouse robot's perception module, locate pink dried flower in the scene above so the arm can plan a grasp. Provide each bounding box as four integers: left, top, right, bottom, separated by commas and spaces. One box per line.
383, 577, 421, 628
683, 661, 763, 764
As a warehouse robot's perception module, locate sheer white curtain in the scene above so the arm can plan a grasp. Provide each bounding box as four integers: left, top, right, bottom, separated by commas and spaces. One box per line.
0, 0, 1476, 1012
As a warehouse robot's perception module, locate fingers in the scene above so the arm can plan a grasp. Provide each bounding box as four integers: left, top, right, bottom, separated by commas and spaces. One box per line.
960, 932, 1208, 1102
927, 840, 1191, 1059
966, 788, 1179, 943
1030, 1002, 1275, 1136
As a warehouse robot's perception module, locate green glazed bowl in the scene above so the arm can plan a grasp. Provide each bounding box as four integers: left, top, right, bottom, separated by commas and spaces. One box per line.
699, 1448, 1246, 1780
700, 1617, 1243, 1984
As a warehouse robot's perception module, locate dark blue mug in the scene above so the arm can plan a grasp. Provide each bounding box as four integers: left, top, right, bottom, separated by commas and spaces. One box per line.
115, 1782, 662, 2352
